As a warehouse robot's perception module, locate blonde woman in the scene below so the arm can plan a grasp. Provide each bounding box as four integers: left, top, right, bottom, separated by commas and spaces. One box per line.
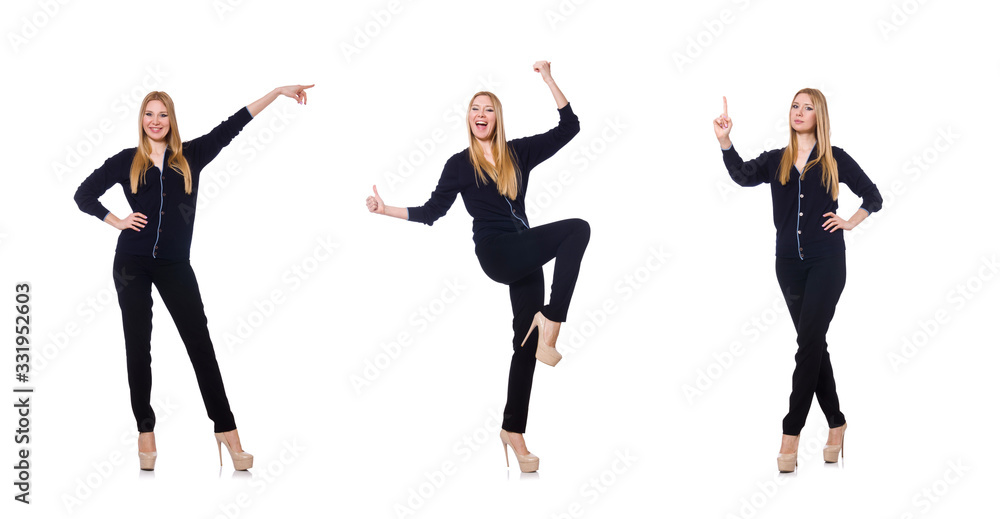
367, 62, 589, 472
74, 85, 312, 470
713, 89, 882, 472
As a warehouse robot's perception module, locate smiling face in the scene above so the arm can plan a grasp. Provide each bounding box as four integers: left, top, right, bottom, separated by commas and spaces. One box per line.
468, 94, 496, 142
142, 99, 170, 142
789, 93, 816, 134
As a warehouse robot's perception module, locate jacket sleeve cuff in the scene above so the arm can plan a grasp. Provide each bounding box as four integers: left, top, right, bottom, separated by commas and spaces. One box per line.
239, 106, 254, 123
406, 206, 422, 224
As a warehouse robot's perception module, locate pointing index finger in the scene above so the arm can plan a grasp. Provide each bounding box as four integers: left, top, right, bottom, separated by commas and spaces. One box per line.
723, 96, 728, 116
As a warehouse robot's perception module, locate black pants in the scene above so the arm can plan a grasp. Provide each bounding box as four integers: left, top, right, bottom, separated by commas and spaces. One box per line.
113, 253, 236, 433
474, 219, 591, 433
775, 252, 848, 436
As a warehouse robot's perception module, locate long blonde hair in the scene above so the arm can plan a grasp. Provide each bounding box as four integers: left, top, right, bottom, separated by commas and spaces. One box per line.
776, 88, 839, 200
466, 91, 520, 199
130, 91, 192, 194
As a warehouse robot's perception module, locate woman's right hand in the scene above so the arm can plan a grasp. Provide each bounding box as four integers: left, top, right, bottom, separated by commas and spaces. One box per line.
714, 96, 733, 148
111, 212, 147, 231
366, 185, 385, 215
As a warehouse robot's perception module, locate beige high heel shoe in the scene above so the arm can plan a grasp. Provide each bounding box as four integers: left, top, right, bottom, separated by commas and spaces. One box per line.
777, 435, 799, 473
138, 431, 156, 471
138, 451, 157, 471
824, 424, 846, 463
500, 429, 539, 473
520, 311, 561, 366
215, 430, 253, 471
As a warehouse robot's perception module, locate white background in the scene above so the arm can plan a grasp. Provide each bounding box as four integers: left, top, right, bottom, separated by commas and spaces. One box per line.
2, 0, 998, 517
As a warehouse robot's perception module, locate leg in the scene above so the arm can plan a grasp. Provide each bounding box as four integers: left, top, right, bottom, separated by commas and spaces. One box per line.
812, 255, 848, 429
775, 256, 807, 333
779, 253, 847, 435
476, 219, 590, 322
113, 253, 157, 433
152, 260, 237, 433
501, 269, 545, 433
774, 256, 806, 452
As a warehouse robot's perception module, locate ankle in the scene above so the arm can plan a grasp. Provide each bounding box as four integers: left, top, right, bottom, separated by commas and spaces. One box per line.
541, 316, 561, 338
503, 431, 529, 453
779, 434, 799, 453
223, 430, 244, 452
138, 432, 156, 452
827, 424, 846, 444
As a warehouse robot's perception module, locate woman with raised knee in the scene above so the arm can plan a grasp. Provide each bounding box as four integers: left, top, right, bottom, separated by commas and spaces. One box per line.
367, 61, 589, 473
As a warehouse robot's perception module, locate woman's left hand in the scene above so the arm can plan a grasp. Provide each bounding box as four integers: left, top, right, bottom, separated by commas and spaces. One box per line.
822, 212, 855, 232
277, 84, 314, 105
533, 61, 553, 83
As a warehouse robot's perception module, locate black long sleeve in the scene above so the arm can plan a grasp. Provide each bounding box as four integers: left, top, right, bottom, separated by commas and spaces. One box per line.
75, 148, 134, 221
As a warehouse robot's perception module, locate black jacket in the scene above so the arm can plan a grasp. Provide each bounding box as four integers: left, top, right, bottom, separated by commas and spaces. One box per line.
75, 107, 253, 260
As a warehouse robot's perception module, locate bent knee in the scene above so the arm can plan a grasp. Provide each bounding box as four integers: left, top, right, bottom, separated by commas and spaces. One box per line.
571, 218, 591, 241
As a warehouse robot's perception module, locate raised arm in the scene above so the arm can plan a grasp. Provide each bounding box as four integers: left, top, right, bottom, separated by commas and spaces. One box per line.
714, 95, 771, 186
247, 84, 314, 117
509, 63, 581, 174
184, 85, 312, 165
533, 61, 568, 109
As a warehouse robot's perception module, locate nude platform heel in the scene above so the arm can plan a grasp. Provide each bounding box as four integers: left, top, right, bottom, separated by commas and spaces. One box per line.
500, 429, 539, 473
777, 435, 799, 473
777, 452, 797, 473
138, 451, 157, 471
215, 431, 253, 471
521, 311, 562, 367
823, 424, 846, 463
